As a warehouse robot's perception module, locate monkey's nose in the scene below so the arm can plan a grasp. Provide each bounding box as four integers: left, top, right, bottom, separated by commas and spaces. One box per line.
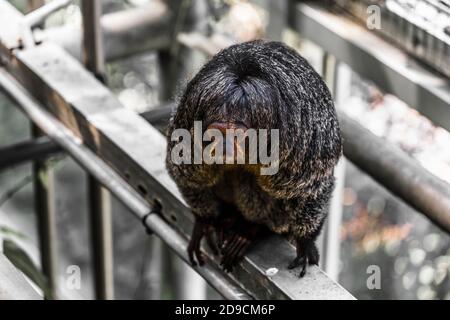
206, 122, 248, 161
206, 122, 248, 133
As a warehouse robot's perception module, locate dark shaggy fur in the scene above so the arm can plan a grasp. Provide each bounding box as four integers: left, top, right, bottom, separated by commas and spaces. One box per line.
166, 40, 342, 276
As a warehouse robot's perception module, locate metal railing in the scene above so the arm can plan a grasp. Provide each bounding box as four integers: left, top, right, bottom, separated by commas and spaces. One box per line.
0, 0, 449, 300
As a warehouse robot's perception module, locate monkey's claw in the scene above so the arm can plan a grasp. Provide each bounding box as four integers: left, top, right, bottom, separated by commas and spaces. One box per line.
288, 240, 319, 278
187, 218, 215, 266
219, 222, 267, 272
216, 214, 240, 249
288, 255, 308, 277
220, 234, 251, 272
205, 232, 219, 256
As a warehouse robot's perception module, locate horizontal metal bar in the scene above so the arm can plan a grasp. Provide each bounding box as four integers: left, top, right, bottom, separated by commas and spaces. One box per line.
0, 252, 42, 299
340, 114, 450, 232
25, 0, 72, 28
290, 2, 450, 131
0, 137, 61, 170
0, 68, 252, 301
139, 102, 174, 131
0, 106, 169, 171
36, 2, 172, 62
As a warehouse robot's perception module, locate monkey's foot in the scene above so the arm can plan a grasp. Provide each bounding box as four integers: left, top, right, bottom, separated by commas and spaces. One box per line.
187, 218, 217, 267
288, 240, 319, 278
219, 222, 267, 272
216, 214, 240, 249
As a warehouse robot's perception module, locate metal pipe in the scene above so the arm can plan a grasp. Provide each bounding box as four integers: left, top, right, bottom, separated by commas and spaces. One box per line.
31, 124, 58, 299
81, 0, 114, 300
140, 103, 173, 126
87, 177, 114, 300
38, 2, 172, 62
0, 103, 175, 171
339, 113, 450, 233
0, 69, 252, 300
25, 0, 72, 28
0, 136, 61, 170
319, 53, 344, 281
0, 104, 172, 172
81, 0, 105, 80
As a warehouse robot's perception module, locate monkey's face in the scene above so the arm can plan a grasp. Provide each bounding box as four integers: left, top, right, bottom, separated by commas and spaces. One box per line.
170, 42, 295, 178
204, 121, 249, 162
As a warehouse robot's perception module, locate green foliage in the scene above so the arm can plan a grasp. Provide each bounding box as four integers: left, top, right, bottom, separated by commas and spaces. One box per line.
0, 225, 26, 239
3, 239, 53, 298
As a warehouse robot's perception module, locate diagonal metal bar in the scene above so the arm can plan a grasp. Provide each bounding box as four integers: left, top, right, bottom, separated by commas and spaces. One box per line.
0, 69, 252, 300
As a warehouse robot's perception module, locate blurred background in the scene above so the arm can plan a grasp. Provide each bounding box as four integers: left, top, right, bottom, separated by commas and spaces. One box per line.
0, 0, 449, 300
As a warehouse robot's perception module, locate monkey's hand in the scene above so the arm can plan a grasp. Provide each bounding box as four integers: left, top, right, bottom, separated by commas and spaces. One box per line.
187, 217, 218, 266
219, 219, 267, 272
288, 239, 319, 278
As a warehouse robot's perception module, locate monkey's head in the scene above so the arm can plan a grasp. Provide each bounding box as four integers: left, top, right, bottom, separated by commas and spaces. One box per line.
168, 40, 341, 185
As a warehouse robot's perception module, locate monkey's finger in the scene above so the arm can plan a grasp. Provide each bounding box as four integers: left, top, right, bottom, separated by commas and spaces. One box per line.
307, 245, 319, 265
217, 228, 226, 249
223, 231, 239, 247
188, 232, 203, 266
220, 244, 234, 270
205, 232, 219, 256
235, 239, 251, 261
288, 255, 305, 270
195, 241, 205, 266
187, 241, 197, 267
221, 236, 246, 269
299, 257, 308, 278
223, 235, 244, 259
227, 238, 249, 268
221, 233, 239, 252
